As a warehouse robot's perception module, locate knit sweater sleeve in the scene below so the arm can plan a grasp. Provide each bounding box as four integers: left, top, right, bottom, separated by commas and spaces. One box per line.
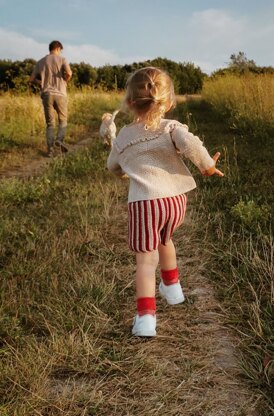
107, 145, 124, 177
170, 124, 214, 172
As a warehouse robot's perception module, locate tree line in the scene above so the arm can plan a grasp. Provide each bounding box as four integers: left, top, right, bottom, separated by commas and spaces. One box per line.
0, 52, 273, 94
0, 57, 205, 94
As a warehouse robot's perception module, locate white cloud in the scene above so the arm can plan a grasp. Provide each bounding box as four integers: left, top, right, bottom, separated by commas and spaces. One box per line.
178, 8, 274, 71
1, 7, 273, 74
0, 28, 147, 66
190, 9, 246, 39
63, 44, 118, 66
65, 43, 147, 66
183, 9, 247, 70
0, 28, 47, 60
28, 28, 83, 42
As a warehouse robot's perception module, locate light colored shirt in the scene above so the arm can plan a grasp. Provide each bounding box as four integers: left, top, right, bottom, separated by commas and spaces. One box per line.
107, 119, 214, 202
32, 54, 72, 96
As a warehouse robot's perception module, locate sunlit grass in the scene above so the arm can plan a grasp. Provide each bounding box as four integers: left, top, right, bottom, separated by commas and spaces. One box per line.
202, 74, 274, 138
0, 88, 272, 414
180, 97, 273, 414
0, 90, 123, 171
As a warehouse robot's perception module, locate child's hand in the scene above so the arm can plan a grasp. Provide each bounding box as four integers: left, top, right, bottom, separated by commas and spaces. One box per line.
202, 152, 224, 177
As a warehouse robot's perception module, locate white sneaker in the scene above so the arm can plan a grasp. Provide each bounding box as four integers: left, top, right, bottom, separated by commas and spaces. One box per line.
132, 314, 156, 337
159, 280, 185, 305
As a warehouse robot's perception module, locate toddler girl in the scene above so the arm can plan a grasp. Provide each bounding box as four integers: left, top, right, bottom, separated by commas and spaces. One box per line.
107, 67, 223, 337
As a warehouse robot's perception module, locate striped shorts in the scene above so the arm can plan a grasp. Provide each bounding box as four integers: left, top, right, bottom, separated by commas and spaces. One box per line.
128, 194, 187, 252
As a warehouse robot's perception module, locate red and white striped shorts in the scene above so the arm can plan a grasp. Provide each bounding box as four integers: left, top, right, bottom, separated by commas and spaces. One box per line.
128, 194, 187, 252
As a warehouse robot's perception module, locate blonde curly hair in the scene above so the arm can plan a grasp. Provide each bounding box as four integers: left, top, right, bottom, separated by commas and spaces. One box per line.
123, 67, 176, 130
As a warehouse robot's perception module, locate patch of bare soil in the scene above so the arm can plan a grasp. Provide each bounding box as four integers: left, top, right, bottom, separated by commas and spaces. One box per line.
0, 135, 97, 179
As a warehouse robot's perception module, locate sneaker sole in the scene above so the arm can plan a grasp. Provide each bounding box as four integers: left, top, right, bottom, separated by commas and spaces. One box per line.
159, 285, 185, 305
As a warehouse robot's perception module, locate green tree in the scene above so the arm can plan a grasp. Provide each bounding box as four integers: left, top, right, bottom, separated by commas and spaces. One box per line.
96, 65, 118, 90
0, 57, 208, 94
211, 52, 274, 78
0, 59, 36, 92
229, 51, 256, 73
72, 62, 97, 87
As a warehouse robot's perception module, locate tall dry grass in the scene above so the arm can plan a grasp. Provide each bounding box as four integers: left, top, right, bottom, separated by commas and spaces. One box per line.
0, 90, 123, 170
177, 97, 273, 414
202, 74, 274, 137
0, 90, 123, 144
0, 94, 44, 147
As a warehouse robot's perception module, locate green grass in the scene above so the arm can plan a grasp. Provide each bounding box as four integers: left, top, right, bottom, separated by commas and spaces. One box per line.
0, 90, 124, 171
202, 74, 274, 140
176, 98, 273, 413
0, 92, 273, 415
2, 141, 237, 415
0, 142, 131, 415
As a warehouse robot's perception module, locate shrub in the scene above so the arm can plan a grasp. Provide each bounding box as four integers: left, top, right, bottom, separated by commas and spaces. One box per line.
231, 199, 270, 228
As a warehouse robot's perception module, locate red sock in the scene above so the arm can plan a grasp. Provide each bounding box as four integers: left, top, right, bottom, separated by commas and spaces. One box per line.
137, 297, 156, 316
161, 267, 179, 285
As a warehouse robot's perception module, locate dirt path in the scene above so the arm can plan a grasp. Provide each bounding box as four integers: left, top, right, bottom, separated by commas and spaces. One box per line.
0, 135, 97, 179
1, 135, 260, 415
107, 205, 260, 416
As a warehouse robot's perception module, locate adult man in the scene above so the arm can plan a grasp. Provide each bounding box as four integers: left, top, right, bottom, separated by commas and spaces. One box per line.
30, 40, 72, 157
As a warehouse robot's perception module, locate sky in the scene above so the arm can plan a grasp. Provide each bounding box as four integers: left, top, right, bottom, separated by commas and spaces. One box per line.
1, 0, 274, 74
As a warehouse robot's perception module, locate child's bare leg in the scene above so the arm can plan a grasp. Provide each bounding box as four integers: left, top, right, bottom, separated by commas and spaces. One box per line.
132, 251, 158, 336
135, 250, 159, 298
158, 240, 185, 304
158, 239, 177, 271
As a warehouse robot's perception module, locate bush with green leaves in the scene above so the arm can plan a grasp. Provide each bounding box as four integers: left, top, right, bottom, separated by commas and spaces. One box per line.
231, 199, 270, 228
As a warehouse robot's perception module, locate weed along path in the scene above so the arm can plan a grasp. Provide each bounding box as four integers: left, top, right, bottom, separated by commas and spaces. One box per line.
0, 130, 261, 414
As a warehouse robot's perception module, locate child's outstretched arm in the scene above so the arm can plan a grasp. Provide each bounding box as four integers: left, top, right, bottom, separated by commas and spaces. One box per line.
201, 152, 224, 177
171, 125, 224, 177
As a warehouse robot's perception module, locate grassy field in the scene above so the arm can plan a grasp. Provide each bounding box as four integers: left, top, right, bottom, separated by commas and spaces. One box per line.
0, 88, 273, 414
202, 73, 274, 140
0, 145, 134, 415
0, 90, 124, 170
182, 73, 274, 413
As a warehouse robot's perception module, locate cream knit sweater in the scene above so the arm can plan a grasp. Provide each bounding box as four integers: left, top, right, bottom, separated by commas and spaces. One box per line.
107, 119, 214, 202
